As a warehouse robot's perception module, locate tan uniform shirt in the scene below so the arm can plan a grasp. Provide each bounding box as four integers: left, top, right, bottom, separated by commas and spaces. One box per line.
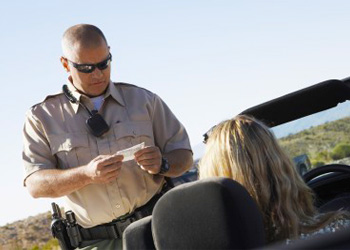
22, 81, 191, 228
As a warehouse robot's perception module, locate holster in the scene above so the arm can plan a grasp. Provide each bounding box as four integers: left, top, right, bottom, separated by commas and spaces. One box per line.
51, 218, 74, 250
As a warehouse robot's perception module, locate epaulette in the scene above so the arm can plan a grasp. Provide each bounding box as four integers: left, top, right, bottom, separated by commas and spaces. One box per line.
114, 82, 153, 94
30, 91, 63, 108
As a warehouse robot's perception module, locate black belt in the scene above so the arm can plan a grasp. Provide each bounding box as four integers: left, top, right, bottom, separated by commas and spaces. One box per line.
79, 210, 141, 240
78, 181, 171, 241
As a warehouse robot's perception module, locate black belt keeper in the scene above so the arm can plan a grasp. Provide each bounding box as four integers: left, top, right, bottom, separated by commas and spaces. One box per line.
78, 181, 172, 241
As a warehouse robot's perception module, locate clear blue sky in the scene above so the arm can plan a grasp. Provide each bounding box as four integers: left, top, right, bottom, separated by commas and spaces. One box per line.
1, 0, 350, 226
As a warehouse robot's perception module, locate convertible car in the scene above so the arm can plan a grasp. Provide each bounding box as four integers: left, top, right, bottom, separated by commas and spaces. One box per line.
123, 77, 350, 249
241, 77, 350, 212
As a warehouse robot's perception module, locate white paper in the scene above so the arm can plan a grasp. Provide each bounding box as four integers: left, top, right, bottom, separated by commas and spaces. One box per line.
116, 142, 145, 162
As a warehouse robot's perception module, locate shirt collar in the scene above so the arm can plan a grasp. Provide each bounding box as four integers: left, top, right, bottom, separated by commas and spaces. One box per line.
104, 81, 126, 107
66, 78, 125, 114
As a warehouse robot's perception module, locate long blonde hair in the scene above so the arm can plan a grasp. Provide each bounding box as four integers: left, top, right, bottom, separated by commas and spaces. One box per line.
199, 115, 347, 242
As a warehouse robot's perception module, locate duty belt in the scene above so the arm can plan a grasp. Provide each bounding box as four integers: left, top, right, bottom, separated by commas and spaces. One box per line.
77, 182, 171, 241
78, 202, 152, 240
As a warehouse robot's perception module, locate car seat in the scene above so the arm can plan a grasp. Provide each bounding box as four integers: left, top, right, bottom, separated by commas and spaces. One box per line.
151, 177, 265, 249
123, 215, 155, 249
123, 177, 266, 249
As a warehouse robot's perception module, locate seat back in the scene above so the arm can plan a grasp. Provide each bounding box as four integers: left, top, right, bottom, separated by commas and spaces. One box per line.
122, 216, 155, 250
152, 177, 266, 249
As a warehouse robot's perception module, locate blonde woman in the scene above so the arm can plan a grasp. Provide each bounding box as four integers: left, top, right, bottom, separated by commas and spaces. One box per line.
199, 115, 350, 243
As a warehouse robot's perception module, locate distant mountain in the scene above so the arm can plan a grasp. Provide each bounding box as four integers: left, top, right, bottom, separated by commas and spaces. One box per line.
272, 101, 350, 138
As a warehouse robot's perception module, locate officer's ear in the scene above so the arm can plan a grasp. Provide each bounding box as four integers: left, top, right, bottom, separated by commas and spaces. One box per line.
60, 56, 70, 73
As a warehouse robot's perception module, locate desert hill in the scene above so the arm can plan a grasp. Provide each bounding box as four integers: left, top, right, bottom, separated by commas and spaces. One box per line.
0, 211, 58, 250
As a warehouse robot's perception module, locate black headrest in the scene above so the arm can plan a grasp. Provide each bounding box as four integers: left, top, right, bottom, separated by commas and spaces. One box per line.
152, 177, 266, 249
122, 216, 155, 250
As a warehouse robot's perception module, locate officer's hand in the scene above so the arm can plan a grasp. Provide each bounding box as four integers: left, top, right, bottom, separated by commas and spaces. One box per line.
84, 154, 124, 184
134, 146, 162, 174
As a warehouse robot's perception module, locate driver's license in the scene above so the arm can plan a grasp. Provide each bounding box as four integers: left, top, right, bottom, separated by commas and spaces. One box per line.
116, 142, 145, 162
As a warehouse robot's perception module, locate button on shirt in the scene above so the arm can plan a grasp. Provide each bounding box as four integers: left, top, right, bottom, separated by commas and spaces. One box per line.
22, 81, 192, 228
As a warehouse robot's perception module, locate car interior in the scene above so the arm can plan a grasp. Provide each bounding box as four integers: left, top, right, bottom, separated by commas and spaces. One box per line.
123, 177, 265, 249
122, 77, 350, 249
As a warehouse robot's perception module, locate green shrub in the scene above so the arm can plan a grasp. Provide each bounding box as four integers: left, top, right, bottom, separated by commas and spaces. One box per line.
315, 150, 331, 162
331, 143, 350, 160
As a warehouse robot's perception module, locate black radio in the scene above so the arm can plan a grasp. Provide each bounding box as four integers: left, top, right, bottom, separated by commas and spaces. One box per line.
63, 85, 110, 137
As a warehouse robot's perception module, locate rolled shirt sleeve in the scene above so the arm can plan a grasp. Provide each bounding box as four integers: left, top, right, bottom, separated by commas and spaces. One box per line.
22, 109, 56, 185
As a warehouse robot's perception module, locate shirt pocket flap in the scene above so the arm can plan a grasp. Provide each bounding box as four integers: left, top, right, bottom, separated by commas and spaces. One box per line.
48, 133, 89, 154
113, 121, 153, 140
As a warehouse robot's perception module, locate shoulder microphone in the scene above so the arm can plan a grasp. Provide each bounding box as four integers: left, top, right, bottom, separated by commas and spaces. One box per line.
62, 85, 110, 137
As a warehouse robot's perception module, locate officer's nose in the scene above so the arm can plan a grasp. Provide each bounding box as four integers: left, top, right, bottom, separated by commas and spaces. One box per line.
91, 67, 104, 79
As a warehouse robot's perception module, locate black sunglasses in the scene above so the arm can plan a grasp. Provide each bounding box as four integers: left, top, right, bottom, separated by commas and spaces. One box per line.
67, 53, 112, 73
203, 125, 216, 144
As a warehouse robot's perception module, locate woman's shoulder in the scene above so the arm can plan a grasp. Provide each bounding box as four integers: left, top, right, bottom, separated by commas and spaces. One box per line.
300, 217, 350, 240
285, 217, 350, 245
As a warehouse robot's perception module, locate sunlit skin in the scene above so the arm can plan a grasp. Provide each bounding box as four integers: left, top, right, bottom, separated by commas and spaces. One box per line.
61, 43, 111, 97
134, 147, 162, 174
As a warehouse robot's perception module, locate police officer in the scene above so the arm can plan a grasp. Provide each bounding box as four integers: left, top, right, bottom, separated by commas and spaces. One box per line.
22, 24, 193, 249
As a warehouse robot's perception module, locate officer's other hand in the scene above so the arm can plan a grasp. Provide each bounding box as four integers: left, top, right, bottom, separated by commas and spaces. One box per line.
134, 146, 162, 174
85, 154, 124, 184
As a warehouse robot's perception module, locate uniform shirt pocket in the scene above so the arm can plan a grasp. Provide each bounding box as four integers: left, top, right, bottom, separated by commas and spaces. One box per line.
113, 121, 155, 152
48, 133, 90, 169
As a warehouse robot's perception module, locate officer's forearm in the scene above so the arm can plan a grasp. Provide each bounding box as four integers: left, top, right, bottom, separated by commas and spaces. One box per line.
25, 167, 91, 198
163, 149, 193, 177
